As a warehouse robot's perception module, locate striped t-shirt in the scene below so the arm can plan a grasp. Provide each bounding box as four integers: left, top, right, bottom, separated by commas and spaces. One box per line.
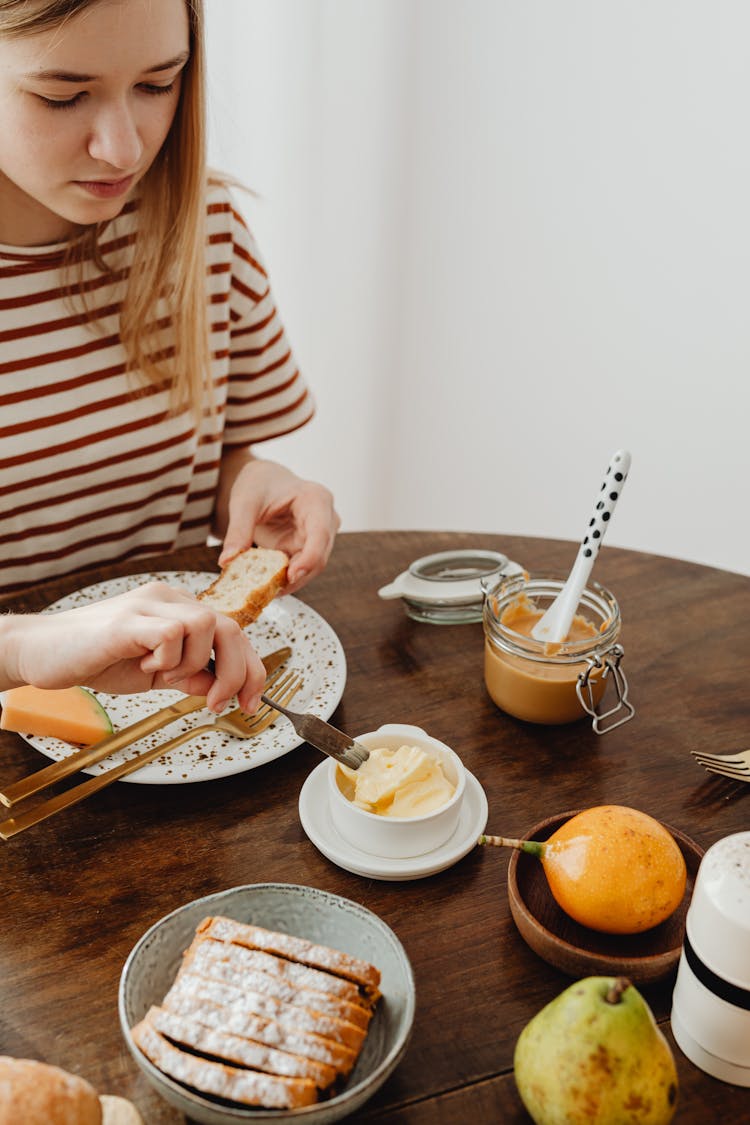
0, 183, 313, 597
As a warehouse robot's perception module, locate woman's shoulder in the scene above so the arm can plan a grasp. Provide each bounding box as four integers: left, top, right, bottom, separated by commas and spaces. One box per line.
206, 175, 234, 212
206, 177, 252, 232
206, 178, 261, 250
204, 178, 268, 297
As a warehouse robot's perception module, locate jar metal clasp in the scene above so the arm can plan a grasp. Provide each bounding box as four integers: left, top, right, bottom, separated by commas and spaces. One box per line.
576, 644, 635, 734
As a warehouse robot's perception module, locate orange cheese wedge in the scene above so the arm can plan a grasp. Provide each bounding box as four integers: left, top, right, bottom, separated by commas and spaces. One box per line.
0, 685, 113, 746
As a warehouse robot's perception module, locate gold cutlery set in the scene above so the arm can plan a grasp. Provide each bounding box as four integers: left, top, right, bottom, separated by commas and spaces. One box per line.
0, 646, 297, 840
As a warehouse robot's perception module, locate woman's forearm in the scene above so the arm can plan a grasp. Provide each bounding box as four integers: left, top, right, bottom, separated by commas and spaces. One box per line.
0, 587, 266, 711
213, 445, 257, 541
0, 615, 26, 691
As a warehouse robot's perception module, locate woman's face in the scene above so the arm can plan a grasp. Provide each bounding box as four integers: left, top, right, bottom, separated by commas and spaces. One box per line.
0, 0, 190, 245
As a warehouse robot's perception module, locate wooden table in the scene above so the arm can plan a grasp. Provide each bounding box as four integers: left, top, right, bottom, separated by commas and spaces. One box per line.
1, 532, 748, 1123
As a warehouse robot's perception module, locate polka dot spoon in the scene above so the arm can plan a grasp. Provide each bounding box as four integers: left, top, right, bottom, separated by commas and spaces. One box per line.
531, 449, 631, 643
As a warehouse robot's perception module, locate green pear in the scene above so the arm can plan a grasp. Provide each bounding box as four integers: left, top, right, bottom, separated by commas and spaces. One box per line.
514, 977, 678, 1125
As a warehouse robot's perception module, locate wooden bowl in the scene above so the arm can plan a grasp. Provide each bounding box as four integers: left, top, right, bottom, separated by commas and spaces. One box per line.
507, 810, 704, 985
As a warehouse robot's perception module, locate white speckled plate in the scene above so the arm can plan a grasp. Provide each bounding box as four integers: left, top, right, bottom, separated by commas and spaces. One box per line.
13, 572, 346, 785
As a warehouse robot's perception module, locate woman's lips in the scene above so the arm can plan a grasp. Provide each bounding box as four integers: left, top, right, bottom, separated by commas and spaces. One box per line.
75, 175, 135, 199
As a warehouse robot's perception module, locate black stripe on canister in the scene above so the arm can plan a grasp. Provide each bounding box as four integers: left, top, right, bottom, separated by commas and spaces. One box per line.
683, 932, 750, 1012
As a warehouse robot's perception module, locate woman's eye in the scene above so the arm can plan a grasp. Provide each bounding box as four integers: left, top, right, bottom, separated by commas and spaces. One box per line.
40, 92, 86, 110
37, 81, 176, 110
138, 81, 177, 96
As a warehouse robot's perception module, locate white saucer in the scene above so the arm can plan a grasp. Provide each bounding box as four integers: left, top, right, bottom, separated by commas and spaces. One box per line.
298, 761, 488, 881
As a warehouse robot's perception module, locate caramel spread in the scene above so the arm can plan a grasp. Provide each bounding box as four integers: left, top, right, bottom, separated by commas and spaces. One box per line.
337, 745, 455, 818
484, 594, 607, 725
500, 594, 599, 645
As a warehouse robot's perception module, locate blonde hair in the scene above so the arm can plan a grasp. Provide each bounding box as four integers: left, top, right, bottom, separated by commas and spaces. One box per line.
0, 0, 211, 419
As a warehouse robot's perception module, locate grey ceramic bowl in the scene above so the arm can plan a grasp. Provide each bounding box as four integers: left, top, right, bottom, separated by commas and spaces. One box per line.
118, 884, 415, 1125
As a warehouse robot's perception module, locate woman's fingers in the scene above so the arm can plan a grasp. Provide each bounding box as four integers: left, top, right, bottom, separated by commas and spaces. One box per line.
219, 460, 340, 580
6, 581, 268, 703
282, 500, 340, 592
130, 595, 264, 712
168, 617, 265, 713
141, 607, 215, 681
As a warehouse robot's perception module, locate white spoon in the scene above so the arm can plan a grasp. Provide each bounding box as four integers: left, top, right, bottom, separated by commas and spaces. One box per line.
531, 449, 631, 643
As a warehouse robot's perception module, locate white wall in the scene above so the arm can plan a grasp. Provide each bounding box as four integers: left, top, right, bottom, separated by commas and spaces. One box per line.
206, 1, 750, 576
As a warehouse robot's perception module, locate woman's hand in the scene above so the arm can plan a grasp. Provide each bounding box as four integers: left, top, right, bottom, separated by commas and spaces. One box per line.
1, 583, 265, 713
215, 453, 340, 594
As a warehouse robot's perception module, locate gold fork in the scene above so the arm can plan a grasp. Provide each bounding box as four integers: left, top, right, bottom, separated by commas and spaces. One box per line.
691, 748, 750, 782
0, 670, 303, 840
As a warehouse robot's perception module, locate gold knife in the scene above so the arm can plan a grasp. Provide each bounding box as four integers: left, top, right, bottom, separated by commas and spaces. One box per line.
0, 646, 291, 808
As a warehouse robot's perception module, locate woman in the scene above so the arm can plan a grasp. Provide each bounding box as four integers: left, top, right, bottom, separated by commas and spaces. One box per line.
0, 0, 339, 710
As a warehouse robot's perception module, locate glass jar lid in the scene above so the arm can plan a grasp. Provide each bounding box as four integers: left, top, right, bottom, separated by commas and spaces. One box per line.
378, 549, 524, 624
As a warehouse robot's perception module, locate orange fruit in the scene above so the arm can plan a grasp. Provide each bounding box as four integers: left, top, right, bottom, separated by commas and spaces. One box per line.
540, 805, 687, 934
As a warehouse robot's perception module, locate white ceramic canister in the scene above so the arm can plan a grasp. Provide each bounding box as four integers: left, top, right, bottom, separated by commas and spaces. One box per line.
671, 831, 750, 1085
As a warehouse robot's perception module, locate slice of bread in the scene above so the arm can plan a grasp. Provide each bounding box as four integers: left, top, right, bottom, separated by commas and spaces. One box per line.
144, 1006, 337, 1088
181, 936, 373, 1029
130, 916, 382, 1110
165, 970, 367, 1052
156, 981, 357, 1076
131, 1021, 318, 1111
198, 548, 288, 627
196, 916, 381, 1002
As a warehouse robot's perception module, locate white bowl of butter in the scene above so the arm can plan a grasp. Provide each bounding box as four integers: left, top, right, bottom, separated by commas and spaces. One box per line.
328, 723, 466, 859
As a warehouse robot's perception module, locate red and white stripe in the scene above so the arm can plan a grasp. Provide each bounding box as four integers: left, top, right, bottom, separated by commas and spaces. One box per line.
0, 185, 313, 595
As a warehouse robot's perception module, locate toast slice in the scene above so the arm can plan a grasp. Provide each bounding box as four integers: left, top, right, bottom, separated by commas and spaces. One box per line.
131, 1021, 318, 1110
144, 1006, 337, 1088
130, 916, 382, 1110
198, 548, 288, 626
165, 970, 366, 1053
195, 916, 381, 1003
180, 936, 373, 1029
157, 982, 357, 1076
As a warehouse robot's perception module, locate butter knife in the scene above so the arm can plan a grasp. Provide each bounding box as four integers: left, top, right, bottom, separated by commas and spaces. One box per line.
0, 645, 291, 807
259, 693, 370, 771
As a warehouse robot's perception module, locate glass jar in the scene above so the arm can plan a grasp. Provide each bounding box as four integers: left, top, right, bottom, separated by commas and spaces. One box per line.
481, 573, 634, 733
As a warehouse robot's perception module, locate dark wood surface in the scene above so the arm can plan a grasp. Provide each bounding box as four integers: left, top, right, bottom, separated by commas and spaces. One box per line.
1, 531, 748, 1123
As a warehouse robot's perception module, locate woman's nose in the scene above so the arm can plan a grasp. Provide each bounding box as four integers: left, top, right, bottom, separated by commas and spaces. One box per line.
87, 102, 143, 171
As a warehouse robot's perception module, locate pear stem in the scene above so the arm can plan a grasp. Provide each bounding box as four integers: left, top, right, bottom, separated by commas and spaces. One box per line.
605, 977, 632, 1005
478, 834, 546, 859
